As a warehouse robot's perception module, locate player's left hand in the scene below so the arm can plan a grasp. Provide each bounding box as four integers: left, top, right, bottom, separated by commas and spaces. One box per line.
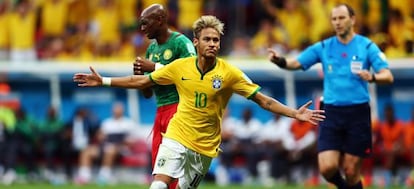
73, 66, 102, 87
295, 100, 325, 125
133, 57, 156, 75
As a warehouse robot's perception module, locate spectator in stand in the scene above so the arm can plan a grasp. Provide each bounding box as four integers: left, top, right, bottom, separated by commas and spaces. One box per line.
285, 119, 317, 183
304, 0, 334, 43
64, 20, 95, 61
74, 102, 136, 185
90, 0, 120, 60
404, 107, 414, 186
37, 106, 64, 183
116, 0, 138, 30
215, 108, 237, 185
67, 0, 89, 25
8, 0, 37, 63
386, 9, 412, 57
38, 0, 69, 38
12, 107, 38, 183
0, 0, 11, 61
250, 18, 287, 57
229, 107, 262, 184
176, 0, 203, 38
261, 0, 308, 51
60, 107, 99, 182
228, 35, 253, 58
256, 113, 292, 183
377, 104, 405, 187
0, 105, 16, 186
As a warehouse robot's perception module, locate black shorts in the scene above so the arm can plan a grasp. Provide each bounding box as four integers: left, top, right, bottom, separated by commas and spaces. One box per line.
317, 103, 372, 157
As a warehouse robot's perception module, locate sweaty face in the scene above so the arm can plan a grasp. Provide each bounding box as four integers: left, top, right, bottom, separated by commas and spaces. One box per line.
331, 6, 354, 38
194, 28, 220, 59
139, 14, 159, 39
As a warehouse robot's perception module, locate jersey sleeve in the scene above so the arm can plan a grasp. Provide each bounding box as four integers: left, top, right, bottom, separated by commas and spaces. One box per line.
176, 35, 196, 58
149, 60, 177, 85
367, 43, 389, 72
230, 67, 261, 99
297, 42, 322, 70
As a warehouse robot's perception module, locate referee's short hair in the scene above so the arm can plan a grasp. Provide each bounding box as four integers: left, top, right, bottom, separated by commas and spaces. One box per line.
336, 3, 355, 17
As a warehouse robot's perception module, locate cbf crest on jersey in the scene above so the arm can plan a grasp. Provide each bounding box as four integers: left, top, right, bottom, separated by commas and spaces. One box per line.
211, 75, 223, 89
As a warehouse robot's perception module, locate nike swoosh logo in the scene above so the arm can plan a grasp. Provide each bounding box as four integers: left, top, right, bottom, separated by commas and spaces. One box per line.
181, 77, 190, 80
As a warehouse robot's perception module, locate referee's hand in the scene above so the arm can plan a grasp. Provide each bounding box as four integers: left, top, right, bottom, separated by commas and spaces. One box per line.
267, 48, 280, 62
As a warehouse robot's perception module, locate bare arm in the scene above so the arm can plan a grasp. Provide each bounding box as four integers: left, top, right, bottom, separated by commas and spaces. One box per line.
133, 57, 155, 98
73, 66, 154, 89
357, 68, 394, 84
251, 92, 325, 125
267, 48, 302, 70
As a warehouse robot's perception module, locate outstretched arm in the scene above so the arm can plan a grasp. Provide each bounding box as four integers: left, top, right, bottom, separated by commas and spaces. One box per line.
73, 66, 154, 89
267, 48, 302, 70
252, 92, 325, 125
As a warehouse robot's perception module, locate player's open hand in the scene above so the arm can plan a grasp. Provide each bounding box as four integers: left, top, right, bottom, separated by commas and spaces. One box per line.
295, 100, 325, 125
73, 66, 102, 87
133, 57, 155, 75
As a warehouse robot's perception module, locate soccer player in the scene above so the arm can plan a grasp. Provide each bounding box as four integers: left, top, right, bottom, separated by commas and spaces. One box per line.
73, 15, 325, 189
267, 4, 394, 189
133, 4, 195, 189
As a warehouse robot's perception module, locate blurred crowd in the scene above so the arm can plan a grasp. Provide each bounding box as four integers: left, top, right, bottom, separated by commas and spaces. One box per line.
0, 0, 413, 64
0, 82, 148, 185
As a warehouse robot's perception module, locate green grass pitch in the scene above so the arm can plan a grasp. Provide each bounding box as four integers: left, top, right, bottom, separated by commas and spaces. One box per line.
8, 183, 403, 189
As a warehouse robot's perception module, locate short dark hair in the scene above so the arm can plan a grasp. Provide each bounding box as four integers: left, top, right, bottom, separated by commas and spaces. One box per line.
336, 3, 355, 17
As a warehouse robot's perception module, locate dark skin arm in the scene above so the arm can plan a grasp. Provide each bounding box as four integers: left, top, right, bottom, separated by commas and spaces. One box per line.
133, 57, 156, 98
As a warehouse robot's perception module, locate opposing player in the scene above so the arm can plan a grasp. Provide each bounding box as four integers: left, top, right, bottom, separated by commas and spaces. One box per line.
133, 4, 195, 188
73, 15, 325, 189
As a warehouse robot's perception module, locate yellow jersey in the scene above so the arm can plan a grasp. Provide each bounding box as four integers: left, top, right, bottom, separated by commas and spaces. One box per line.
150, 56, 260, 157
0, 13, 10, 48
40, 0, 68, 36
9, 12, 36, 49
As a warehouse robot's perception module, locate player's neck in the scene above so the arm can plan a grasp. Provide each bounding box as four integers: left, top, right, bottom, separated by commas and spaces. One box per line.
197, 57, 216, 73
156, 29, 172, 44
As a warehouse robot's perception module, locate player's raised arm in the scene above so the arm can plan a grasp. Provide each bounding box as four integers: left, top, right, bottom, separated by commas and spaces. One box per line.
73, 66, 154, 89
252, 92, 325, 125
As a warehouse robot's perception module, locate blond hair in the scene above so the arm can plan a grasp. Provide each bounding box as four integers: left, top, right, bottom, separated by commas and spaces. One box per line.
192, 15, 224, 39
